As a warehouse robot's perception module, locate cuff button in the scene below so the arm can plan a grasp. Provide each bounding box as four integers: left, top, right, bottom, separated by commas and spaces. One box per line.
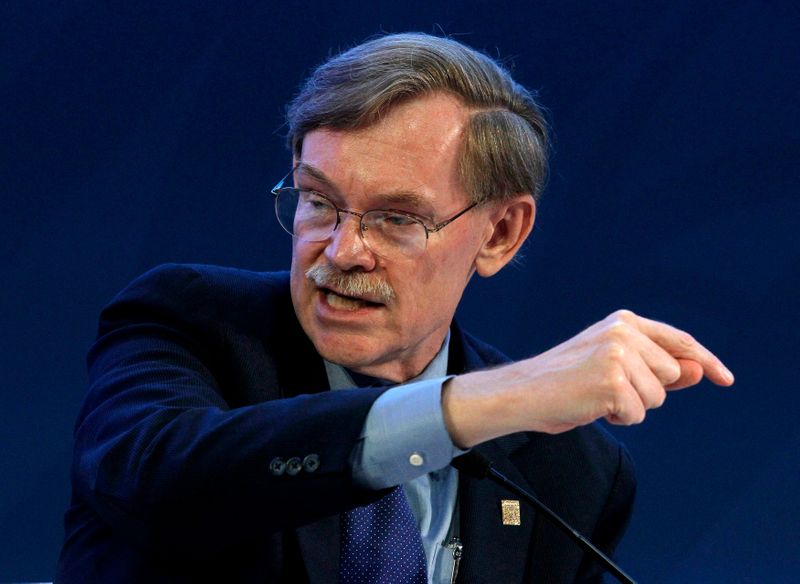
286, 457, 303, 476
269, 457, 286, 476
303, 454, 320, 472
409, 452, 425, 467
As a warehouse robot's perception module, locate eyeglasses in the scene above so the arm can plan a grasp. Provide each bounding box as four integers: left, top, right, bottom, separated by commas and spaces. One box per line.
269, 167, 477, 259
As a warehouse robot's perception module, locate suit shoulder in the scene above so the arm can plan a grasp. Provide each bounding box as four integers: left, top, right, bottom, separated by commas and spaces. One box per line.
116, 263, 289, 301
98, 263, 291, 336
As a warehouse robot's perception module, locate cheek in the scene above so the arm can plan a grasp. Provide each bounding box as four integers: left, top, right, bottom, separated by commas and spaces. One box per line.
289, 253, 305, 297
417, 245, 476, 312
291, 241, 323, 280
403, 263, 459, 317
290, 243, 321, 314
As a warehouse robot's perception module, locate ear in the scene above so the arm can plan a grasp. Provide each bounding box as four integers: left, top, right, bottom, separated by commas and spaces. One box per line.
474, 194, 536, 277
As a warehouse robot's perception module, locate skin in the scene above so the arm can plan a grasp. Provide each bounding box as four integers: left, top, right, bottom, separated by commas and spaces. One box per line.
289, 91, 734, 447
290, 92, 528, 382
443, 309, 734, 448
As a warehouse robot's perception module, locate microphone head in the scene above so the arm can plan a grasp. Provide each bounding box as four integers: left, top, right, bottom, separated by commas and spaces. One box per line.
451, 450, 492, 479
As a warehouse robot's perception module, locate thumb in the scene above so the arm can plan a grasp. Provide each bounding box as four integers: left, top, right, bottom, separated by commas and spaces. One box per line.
666, 359, 704, 390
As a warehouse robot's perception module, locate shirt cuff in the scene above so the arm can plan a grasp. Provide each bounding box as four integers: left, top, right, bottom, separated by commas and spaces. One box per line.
351, 376, 467, 489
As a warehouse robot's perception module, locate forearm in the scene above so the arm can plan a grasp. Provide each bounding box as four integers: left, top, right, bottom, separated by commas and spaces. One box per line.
442, 367, 525, 449
74, 332, 386, 551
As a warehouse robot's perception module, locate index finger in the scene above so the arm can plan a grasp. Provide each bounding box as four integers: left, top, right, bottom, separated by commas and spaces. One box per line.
631, 314, 734, 387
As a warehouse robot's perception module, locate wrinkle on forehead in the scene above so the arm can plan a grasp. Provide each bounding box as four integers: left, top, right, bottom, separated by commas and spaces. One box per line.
299, 92, 473, 208
295, 160, 431, 212
374, 94, 470, 155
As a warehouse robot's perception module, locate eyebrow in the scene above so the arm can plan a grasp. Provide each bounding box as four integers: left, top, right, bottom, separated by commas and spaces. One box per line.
295, 163, 336, 190
294, 162, 434, 216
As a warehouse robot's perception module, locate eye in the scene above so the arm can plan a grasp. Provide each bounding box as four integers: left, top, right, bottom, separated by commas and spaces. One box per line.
388, 213, 418, 226
370, 212, 420, 228
299, 190, 334, 211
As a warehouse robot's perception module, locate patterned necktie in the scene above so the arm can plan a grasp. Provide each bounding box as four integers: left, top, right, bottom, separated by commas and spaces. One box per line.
340, 486, 428, 583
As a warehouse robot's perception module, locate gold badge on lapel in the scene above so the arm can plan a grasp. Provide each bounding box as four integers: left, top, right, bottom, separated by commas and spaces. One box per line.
500, 499, 521, 526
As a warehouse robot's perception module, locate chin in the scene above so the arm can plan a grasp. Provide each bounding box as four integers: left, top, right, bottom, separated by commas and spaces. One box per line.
309, 327, 390, 370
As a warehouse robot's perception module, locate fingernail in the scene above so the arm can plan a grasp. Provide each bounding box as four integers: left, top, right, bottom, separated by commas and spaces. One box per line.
722, 366, 735, 384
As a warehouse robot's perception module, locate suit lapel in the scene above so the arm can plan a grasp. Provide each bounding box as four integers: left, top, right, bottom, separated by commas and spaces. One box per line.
271, 285, 330, 400
457, 438, 539, 583
295, 515, 340, 584
449, 324, 541, 582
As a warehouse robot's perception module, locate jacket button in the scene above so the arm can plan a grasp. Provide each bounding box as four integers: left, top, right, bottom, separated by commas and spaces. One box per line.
269, 457, 286, 476
303, 454, 320, 472
286, 457, 303, 476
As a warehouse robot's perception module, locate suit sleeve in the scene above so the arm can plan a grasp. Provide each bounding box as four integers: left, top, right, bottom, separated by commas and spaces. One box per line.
70, 264, 388, 556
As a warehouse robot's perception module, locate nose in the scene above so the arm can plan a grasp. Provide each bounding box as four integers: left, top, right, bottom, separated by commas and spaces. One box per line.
324, 213, 377, 272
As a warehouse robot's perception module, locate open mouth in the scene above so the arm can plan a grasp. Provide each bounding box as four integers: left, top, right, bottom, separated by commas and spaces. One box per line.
321, 288, 384, 311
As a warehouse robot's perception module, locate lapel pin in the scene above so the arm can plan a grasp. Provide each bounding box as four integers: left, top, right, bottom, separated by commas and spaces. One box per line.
500, 499, 521, 526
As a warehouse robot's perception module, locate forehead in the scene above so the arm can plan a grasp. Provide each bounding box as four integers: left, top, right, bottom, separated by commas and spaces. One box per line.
297, 93, 472, 209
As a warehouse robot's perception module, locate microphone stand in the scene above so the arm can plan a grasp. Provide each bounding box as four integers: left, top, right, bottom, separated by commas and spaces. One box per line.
453, 451, 636, 584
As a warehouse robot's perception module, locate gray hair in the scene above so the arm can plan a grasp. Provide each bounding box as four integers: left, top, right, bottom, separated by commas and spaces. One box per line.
286, 33, 549, 204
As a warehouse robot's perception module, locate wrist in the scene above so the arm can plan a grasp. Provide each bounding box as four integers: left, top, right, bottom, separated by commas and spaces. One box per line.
442, 368, 523, 448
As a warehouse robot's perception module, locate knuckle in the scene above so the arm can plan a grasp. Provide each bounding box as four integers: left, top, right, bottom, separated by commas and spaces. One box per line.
611, 309, 636, 323
644, 387, 667, 409
599, 340, 626, 362
631, 407, 646, 425
678, 331, 695, 348
611, 372, 628, 392
665, 362, 682, 384
601, 316, 637, 345
608, 401, 646, 426
605, 320, 629, 340
601, 367, 628, 393
603, 394, 622, 417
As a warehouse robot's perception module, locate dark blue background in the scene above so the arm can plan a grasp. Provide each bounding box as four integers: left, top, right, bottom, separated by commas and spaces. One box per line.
2, 1, 798, 581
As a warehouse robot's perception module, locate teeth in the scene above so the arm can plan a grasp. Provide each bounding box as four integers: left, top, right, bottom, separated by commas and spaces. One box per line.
326, 291, 369, 311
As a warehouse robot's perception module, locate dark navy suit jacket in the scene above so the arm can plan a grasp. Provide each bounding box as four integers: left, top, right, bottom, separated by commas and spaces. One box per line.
56, 263, 635, 583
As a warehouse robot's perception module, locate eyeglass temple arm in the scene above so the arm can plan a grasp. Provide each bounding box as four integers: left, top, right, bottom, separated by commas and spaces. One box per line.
430, 202, 478, 233
270, 166, 297, 195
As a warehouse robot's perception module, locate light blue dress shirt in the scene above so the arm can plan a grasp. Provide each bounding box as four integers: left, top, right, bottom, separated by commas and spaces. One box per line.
325, 332, 465, 584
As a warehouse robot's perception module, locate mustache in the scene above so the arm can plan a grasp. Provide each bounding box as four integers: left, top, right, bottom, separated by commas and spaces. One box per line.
305, 264, 396, 305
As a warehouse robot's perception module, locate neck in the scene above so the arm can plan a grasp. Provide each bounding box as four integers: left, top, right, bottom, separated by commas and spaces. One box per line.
346, 329, 451, 384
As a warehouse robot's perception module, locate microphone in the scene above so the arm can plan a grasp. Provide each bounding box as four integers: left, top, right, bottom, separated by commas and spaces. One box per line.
452, 451, 636, 584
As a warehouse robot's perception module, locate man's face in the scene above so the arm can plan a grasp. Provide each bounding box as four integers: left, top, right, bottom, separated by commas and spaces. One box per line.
289, 92, 494, 382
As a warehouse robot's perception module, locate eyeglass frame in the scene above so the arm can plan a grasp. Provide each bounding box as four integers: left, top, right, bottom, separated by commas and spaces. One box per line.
269, 165, 478, 249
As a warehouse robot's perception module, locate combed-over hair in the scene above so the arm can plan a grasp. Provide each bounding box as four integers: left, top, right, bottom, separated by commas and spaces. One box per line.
286, 33, 549, 204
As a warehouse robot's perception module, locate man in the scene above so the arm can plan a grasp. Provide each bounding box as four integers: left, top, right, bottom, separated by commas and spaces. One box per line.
56, 33, 733, 583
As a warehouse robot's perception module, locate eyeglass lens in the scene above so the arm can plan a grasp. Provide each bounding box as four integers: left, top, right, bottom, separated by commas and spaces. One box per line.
275, 189, 427, 258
